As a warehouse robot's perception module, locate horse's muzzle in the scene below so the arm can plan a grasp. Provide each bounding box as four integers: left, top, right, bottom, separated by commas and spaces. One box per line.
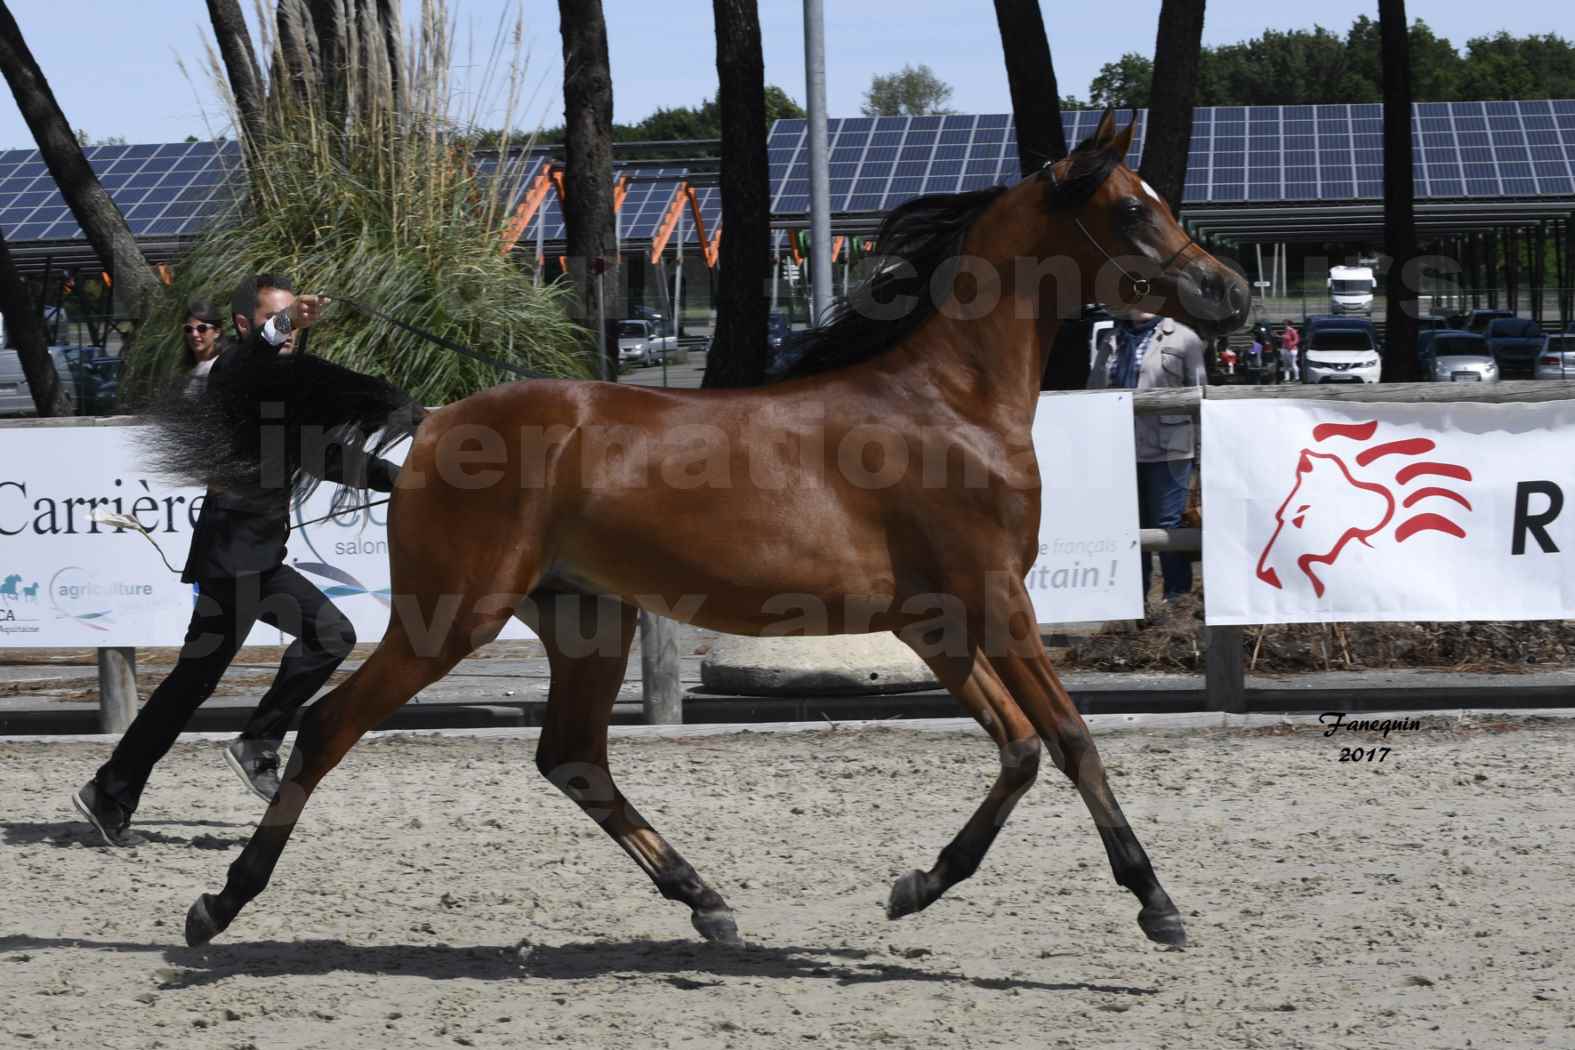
1178, 263, 1252, 337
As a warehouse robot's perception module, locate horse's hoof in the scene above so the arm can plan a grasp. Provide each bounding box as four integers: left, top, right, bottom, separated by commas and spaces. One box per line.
886, 869, 933, 920
691, 907, 742, 945
184, 893, 224, 948
1138, 903, 1188, 947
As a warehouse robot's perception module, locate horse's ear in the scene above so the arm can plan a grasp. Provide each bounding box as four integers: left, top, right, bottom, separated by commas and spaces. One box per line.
1109, 118, 1137, 160
1092, 108, 1117, 145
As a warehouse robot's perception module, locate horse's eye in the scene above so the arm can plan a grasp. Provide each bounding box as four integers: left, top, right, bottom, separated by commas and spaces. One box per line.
1118, 197, 1146, 220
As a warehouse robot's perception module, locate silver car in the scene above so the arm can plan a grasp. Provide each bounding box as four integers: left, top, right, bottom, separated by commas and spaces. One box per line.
0, 346, 78, 416
1534, 332, 1575, 380
1420, 331, 1498, 383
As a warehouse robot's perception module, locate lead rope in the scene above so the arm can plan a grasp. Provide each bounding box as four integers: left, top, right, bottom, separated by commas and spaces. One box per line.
332, 296, 548, 381
93, 499, 395, 578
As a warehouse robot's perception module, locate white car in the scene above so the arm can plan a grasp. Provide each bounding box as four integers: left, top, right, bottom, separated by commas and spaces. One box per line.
1534, 332, 1575, 380
616, 319, 676, 367
1302, 327, 1382, 384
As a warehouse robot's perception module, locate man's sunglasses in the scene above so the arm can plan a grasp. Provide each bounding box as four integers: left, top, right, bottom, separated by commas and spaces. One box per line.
183, 323, 216, 335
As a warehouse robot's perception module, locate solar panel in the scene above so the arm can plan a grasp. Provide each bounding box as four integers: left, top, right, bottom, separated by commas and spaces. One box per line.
3, 99, 1571, 253
764, 99, 1575, 214
0, 139, 242, 244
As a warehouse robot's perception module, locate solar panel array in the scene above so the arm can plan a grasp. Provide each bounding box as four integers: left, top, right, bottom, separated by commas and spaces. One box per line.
768, 100, 1575, 214
0, 140, 242, 244
3, 100, 1570, 249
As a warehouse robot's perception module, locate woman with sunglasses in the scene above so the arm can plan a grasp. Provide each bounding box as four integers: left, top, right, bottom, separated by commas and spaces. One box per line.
180, 300, 224, 389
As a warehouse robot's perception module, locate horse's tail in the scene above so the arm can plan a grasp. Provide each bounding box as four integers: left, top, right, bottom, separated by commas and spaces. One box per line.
140, 350, 427, 514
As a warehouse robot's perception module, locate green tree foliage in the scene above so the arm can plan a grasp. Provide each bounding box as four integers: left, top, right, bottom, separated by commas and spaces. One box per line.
1084, 18, 1575, 107
1459, 32, 1575, 100
503, 84, 804, 149
1088, 54, 1152, 109
860, 64, 955, 117
73, 130, 127, 146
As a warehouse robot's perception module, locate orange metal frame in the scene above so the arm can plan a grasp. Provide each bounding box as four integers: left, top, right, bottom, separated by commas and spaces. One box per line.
786, 232, 851, 265
498, 159, 558, 255
497, 160, 722, 271
649, 183, 720, 267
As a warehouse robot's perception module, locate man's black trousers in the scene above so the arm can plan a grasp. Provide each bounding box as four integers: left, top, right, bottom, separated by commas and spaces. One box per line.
95, 565, 356, 812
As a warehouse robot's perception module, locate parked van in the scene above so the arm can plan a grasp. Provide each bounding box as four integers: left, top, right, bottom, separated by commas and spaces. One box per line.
1328, 265, 1376, 315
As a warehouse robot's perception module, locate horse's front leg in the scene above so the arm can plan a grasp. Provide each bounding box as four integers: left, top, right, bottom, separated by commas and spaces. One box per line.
985, 585, 1187, 946
885, 637, 1042, 920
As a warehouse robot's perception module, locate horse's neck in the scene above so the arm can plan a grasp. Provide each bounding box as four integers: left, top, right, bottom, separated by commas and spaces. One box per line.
908, 202, 1070, 428
890, 284, 1048, 431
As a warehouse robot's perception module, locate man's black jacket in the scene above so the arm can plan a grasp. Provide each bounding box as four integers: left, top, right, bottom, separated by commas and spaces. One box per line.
180, 334, 399, 584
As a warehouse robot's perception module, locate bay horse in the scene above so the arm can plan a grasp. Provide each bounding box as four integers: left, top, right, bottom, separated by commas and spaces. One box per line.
178, 110, 1250, 951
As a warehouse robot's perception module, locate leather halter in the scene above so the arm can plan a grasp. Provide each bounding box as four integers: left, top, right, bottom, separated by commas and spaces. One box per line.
1041, 156, 1199, 300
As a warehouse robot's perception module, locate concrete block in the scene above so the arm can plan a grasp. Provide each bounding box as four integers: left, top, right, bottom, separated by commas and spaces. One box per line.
700, 633, 939, 697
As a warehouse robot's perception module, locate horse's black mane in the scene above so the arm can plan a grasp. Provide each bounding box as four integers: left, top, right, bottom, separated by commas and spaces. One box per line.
770, 133, 1120, 382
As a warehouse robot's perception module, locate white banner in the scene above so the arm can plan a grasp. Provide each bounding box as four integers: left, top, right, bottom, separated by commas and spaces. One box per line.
1202, 398, 1575, 625
1027, 391, 1144, 624
1, 426, 206, 646
0, 398, 1140, 646
0, 426, 530, 648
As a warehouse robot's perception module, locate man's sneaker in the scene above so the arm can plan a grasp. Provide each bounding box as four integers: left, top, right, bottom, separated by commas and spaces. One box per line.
72, 780, 133, 847
224, 739, 282, 803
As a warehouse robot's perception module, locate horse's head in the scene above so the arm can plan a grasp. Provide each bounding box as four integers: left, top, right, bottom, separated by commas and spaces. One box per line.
1036, 109, 1250, 338
1255, 450, 1396, 598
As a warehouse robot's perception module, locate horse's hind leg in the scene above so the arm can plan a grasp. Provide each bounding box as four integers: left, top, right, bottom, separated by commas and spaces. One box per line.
987, 587, 1186, 946
183, 612, 503, 946
522, 589, 740, 945
886, 641, 1041, 920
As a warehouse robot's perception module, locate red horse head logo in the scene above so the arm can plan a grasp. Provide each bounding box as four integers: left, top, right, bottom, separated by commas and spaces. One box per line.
1256, 420, 1472, 598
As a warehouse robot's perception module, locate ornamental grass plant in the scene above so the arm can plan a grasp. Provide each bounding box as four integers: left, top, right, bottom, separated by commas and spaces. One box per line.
124, 0, 589, 406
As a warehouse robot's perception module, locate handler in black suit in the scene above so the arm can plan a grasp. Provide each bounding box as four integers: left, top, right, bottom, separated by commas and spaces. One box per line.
74, 274, 399, 846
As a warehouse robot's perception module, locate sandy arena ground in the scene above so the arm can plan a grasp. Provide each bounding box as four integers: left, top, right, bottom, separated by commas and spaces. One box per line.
2, 717, 1573, 1049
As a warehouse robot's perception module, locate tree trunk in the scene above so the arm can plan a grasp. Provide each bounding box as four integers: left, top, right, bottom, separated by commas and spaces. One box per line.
0, 2, 160, 328
992, 0, 1067, 174
703, 0, 771, 389
1379, 0, 1419, 382
557, 0, 618, 380
206, 0, 267, 151
1139, 0, 1206, 212
0, 229, 70, 416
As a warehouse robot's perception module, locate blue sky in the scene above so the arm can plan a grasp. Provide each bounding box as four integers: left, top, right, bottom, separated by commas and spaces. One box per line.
1, 1, 1569, 148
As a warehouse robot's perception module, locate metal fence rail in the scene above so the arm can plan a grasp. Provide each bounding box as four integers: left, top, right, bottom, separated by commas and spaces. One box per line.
9, 379, 1575, 727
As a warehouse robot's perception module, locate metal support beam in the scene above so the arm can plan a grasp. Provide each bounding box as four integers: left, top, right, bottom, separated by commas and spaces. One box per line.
1533, 222, 1547, 325
803, 0, 833, 325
